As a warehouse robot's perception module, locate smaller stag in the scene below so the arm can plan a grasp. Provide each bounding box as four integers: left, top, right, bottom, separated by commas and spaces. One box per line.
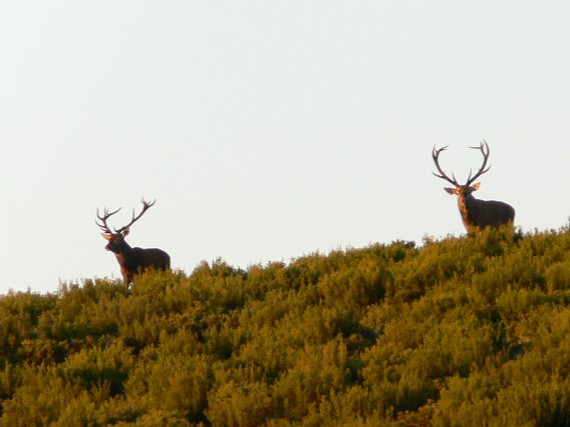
96, 198, 170, 283
432, 140, 515, 231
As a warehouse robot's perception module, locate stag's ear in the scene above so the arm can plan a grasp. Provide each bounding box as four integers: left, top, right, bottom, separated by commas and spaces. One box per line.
471, 182, 481, 191
101, 233, 112, 241
444, 187, 456, 195
121, 227, 130, 237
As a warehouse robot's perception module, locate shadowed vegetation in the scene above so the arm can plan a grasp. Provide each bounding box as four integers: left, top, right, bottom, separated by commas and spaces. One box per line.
1, 226, 570, 425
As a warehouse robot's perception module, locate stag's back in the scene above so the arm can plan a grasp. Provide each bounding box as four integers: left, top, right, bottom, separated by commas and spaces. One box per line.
134, 247, 170, 270
467, 198, 515, 229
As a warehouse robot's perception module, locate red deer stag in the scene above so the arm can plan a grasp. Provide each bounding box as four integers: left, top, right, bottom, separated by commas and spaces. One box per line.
96, 198, 170, 283
432, 140, 515, 231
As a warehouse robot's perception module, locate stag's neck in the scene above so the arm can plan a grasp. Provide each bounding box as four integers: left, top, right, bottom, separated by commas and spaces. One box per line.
116, 243, 133, 254
113, 243, 134, 262
457, 193, 477, 231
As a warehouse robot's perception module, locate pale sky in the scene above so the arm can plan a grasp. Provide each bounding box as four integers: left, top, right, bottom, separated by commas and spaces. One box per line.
2, 2, 570, 294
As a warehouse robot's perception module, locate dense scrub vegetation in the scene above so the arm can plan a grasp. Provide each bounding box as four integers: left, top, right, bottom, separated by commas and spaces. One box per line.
2, 226, 570, 426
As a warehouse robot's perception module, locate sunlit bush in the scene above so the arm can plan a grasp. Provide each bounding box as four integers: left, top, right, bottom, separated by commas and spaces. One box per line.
1, 227, 570, 425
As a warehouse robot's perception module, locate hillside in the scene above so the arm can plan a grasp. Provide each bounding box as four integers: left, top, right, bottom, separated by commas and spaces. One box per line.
1, 226, 570, 426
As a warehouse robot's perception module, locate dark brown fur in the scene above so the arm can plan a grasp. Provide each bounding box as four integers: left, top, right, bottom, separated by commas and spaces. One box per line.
445, 184, 515, 231
103, 232, 170, 283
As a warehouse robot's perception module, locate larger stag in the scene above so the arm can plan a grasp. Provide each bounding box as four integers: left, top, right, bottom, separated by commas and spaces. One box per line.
96, 198, 170, 283
432, 140, 515, 231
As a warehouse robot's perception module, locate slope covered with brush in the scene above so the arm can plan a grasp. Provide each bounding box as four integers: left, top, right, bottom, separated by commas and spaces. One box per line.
1, 226, 570, 425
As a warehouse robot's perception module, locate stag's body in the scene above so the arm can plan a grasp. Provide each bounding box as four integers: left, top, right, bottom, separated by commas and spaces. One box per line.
452, 186, 515, 231
97, 199, 170, 283
105, 236, 170, 284
432, 141, 515, 232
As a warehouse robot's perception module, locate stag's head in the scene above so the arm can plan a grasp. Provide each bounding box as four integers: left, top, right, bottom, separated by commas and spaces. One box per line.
432, 140, 491, 197
443, 182, 482, 197
96, 198, 156, 254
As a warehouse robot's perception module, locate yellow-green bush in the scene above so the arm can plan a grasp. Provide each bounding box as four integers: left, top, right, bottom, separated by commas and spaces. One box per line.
1, 226, 570, 425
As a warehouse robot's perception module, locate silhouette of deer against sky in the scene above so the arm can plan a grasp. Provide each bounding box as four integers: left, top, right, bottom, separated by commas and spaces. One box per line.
432, 140, 515, 231
96, 198, 170, 283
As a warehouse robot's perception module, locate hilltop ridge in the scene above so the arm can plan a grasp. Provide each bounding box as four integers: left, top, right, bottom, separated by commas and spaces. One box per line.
1, 226, 570, 425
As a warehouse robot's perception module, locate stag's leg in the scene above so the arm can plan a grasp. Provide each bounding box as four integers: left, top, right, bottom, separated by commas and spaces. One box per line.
121, 268, 133, 285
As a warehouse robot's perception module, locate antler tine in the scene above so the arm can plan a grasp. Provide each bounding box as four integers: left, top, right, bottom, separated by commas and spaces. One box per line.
432, 144, 459, 186
466, 140, 492, 185
95, 206, 122, 234
114, 198, 156, 233
141, 197, 156, 209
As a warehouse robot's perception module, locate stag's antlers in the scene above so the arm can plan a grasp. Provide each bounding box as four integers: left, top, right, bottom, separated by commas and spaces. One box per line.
466, 140, 491, 185
96, 198, 156, 235
114, 199, 156, 234
432, 140, 491, 185
96, 207, 122, 234
432, 145, 459, 186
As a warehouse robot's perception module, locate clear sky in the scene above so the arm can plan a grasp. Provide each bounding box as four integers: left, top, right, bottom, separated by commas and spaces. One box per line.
2, 2, 570, 294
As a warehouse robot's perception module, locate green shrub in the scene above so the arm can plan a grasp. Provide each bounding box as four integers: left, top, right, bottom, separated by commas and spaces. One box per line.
2, 229, 570, 425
